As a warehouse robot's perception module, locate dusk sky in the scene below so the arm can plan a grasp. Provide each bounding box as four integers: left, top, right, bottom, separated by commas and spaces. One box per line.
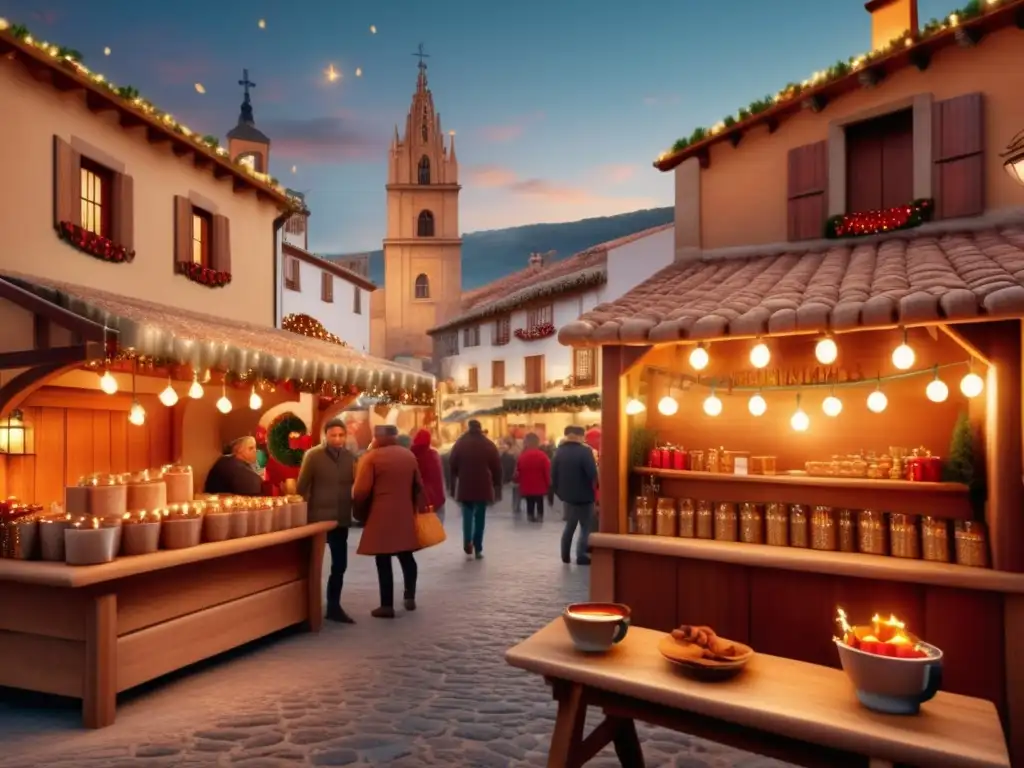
1, 0, 958, 254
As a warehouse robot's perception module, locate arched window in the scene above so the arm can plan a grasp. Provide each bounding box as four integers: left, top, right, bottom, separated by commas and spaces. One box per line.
414, 273, 430, 299
417, 210, 435, 237
417, 155, 431, 185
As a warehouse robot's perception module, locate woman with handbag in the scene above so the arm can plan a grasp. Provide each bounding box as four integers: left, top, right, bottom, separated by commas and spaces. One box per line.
411, 429, 446, 522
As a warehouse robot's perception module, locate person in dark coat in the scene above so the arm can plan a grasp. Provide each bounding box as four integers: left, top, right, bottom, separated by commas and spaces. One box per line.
411, 429, 446, 521
204, 436, 263, 496
297, 418, 357, 623
448, 419, 502, 559
551, 425, 598, 566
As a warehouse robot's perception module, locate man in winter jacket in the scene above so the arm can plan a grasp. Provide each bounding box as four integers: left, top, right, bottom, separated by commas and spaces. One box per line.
551, 425, 598, 565
448, 420, 502, 559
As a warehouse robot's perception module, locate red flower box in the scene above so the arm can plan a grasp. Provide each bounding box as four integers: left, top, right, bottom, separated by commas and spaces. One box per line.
176, 261, 232, 288
825, 198, 934, 239
57, 221, 135, 263
514, 323, 555, 341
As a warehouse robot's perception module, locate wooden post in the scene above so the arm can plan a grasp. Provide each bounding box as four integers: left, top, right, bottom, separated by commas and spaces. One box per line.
599, 346, 649, 534
83, 591, 116, 728
306, 530, 327, 632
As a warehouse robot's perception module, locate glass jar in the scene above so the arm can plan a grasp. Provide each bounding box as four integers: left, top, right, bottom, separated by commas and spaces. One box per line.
655, 498, 678, 537
695, 500, 713, 539
890, 513, 920, 559
921, 517, 950, 563
765, 502, 788, 546
837, 509, 856, 552
858, 510, 888, 555
739, 503, 763, 544
789, 505, 809, 548
955, 521, 989, 568
714, 502, 737, 541
811, 506, 837, 551
634, 497, 654, 536
677, 498, 695, 538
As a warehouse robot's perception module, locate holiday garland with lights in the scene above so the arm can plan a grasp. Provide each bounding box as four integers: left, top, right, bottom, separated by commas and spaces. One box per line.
825, 198, 934, 239
177, 261, 231, 287
658, 0, 1015, 162
57, 221, 135, 263
502, 393, 601, 414
282, 313, 347, 346
268, 412, 308, 467
514, 323, 556, 341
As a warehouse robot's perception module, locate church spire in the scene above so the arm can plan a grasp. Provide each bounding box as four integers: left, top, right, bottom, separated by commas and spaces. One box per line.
412, 43, 430, 91
226, 67, 270, 170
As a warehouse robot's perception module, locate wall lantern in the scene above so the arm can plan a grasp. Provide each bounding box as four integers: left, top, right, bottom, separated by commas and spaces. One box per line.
0, 410, 34, 455
1003, 130, 1024, 187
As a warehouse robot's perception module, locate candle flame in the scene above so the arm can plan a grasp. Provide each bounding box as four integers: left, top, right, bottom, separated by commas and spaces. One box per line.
91, 517, 100, 529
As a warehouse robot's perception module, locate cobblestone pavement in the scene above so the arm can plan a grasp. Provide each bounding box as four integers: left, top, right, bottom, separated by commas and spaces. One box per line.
0, 499, 792, 768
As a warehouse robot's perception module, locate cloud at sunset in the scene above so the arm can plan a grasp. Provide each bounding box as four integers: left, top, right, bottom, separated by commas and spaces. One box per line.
261, 116, 388, 163
477, 112, 545, 143
594, 163, 636, 183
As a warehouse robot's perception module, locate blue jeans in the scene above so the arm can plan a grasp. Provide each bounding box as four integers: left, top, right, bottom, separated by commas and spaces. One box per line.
561, 502, 594, 562
461, 502, 487, 552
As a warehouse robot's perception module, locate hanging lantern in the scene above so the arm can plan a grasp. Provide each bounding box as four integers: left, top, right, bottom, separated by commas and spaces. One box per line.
1002, 130, 1024, 187
0, 410, 34, 455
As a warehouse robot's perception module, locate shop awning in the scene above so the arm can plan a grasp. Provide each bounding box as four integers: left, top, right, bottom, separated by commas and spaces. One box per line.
0, 272, 434, 398
442, 410, 469, 423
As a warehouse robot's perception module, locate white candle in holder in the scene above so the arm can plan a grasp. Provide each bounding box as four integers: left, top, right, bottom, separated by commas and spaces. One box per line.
65, 517, 121, 565
86, 475, 127, 518
120, 510, 163, 556
161, 464, 194, 504
126, 468, 167, 511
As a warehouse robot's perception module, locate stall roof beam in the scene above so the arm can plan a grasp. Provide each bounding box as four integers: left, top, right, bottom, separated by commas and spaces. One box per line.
0, 277, 111, 343
0, 341, 104, 371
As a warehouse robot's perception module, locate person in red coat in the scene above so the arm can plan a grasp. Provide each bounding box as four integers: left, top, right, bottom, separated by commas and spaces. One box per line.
515, 433, 552, 522
411, 429, 446, 521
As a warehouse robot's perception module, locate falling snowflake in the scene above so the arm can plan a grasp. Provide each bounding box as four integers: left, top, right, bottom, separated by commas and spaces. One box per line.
355, 67, 362, 77
291, 165, 297, 174
325, 64, 340, 83
194, 83, 206, 94
369, 25, 377, 34
103, 46, 111, 56
258, 19, 266, 29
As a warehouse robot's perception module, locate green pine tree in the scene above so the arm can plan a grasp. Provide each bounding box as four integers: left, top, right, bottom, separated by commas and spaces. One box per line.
943, 411, 986, 514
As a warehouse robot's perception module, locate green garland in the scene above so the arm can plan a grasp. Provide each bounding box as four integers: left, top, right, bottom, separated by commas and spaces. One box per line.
268, 412, 308, 467
503, 393, 601, 414
660, 0, 1004, 160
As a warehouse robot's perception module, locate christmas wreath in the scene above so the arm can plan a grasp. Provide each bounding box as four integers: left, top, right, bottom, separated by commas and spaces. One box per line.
267, 412, 308, 467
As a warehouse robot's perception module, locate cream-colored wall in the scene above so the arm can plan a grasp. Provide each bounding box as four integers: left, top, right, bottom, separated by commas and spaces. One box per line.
385, 188, 460, 239
382, 242, 461, 359
691, 26, 1024, 251
0, 63, 281, 326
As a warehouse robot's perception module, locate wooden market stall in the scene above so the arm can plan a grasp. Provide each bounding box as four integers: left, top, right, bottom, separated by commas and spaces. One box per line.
0, 272, 434, 727
560, 224, 1024, 763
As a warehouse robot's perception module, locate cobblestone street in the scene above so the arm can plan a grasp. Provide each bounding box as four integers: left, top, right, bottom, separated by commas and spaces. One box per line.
0, 501, 790, 768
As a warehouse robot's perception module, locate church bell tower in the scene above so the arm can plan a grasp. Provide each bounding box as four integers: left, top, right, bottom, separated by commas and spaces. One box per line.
380, 45, 462, 361
226, 69, 270, 172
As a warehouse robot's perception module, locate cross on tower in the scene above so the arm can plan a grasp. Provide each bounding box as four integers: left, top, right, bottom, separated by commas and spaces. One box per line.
239, 68, 256, 102
411, 43, 430, 71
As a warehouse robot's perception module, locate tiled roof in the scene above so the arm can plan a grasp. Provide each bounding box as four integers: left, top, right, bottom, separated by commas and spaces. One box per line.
558, 220, 1024, 346
282, 243, 376, 291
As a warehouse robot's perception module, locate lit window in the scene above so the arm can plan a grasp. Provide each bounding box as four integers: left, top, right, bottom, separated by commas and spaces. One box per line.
80, 159, 111, 237
191, 209, 212, 265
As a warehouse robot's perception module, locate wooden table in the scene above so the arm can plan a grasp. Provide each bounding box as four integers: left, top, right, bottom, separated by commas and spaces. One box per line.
505, 620, 1010, 768
0, 521, 333, 728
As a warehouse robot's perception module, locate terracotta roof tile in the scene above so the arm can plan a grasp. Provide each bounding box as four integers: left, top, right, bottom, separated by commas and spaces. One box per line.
558, 224, 1024, 345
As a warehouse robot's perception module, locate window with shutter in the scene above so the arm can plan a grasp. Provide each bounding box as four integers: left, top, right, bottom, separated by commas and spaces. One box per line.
353, 285, 362, 315
211, 214, 231, 275
527, 304, 553, 330
191, 208, 212, 266
572, 348, 596, 387
493, 316, 510, 346
54, 135, 134, 251
173, 195, 192, 268
846, 109, 914, 212
284, 257, 301, 291
786, 141, 828, 241
467, 366, 478, 392
933, 92, 984, 220
321, 272, 334, 303
524, 355, 545, 394
492, 360, 505, 389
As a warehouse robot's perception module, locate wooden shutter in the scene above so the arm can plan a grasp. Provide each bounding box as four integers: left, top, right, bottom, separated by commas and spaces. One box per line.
53, 135, 81, 228
492, 360, 505, 388
321, 271, 333, 302
111, 173, 134, 250
787, 140, 828, 240
211, 214, 232, 274
173, 195, 191, 266
468, 367, 478, 392
933, 92, 984, 220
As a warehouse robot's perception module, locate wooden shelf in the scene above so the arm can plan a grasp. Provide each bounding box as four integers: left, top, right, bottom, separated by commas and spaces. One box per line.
633, 467, 972, 519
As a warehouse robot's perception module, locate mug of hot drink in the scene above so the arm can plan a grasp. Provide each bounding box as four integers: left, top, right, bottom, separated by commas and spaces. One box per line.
563, 602, 631, 652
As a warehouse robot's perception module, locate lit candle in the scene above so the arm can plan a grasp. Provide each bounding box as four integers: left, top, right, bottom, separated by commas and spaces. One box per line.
64, 515, 121, 565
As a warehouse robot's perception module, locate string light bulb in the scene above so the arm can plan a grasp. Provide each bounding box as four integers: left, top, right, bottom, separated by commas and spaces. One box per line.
822, 390, 843, 417
790, 394, 809, 432
657, 395, 679, 416
158, 377, 178, 407
625, 398, 646, 416
815, 337, 838, 365
128, 400, 146, 426
891, 328, 915, 370
703, 388, 723, 417
249, 386, 263, 410
216, 383, 233, 414
960, 366, 984, 398
867, 384, 888, 413
99, 370, 118, 395
689, 344, 709, 371
748, 392, 767, 417
749, 341, 770, 369
188, 374, 204, 399
926, 366, 949, 403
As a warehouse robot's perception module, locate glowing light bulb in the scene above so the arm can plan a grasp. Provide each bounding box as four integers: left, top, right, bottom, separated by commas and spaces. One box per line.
822, 395, 843, 417
657, 396, 678, 416
892, 342, 915, 370
926, 377, 949, 403
960, 371, 984, 398
99, 370, 118, 395
815, 337, 838, 365
748, 393, 767, 416
188, 377, 204, 399
791, 408, 809, 432
689, 345, 709, 371
625, 398, 646, 415
249, 388, 263, 410
703, 393, 722, 417
158, 382, 178, 407
867, 389, 888, 413
216, 395, 232, 414
749, 342, 770, 369
128, 400, 146, 426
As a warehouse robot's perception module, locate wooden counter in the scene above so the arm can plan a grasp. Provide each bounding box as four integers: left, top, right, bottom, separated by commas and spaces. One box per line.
0, 521, 334, 728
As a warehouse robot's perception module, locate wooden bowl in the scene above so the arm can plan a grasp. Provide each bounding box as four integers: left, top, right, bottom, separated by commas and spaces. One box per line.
658, 634, 754, 681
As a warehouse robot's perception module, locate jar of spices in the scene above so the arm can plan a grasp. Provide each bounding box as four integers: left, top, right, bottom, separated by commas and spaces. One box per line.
765, 502, 788, 546
890, 514, 920, 559
955, 521, 989, 568
695, 500, 713, 539
811, 506, 837, 551
689, 450, 705, 472
858, 510, 888, 555
921, 517, 950, 562
837, 510, 856, 552
706, 448, 720, 474
739, 503, 764, 544
655, 498, 678, 537
714, 502, 738, 541
677, 498, 695, 538
634, 497, 654, 536
789, 505, 809, 548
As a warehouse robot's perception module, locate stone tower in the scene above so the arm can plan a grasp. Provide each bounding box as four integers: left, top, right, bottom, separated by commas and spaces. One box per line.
380, 47, 462, 361
226, 69, 270, 172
